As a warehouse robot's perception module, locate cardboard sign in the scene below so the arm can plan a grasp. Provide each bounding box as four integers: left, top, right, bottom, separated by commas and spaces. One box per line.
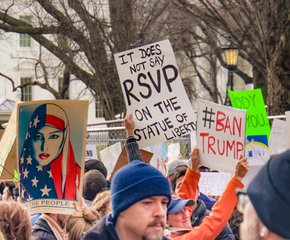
17, 100, 88, 215
269, 119, 287, 155
114, 39, 196, 148
100, 142, 122, 180
109, 147, 153, 181
229, 88, 270, 139
197, 99, 246, 172
0, 103, 18, 180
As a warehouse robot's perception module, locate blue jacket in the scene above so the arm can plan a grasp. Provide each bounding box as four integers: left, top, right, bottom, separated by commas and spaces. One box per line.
191, 199, 235, 240
83, 215, 119, 240
31, 217, 57, 240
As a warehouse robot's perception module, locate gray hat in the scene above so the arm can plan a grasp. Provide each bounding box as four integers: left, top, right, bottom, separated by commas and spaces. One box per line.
166, 159, 190, 177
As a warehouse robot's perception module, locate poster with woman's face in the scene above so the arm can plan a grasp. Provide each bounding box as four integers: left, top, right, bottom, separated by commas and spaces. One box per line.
17, 100, 88, 214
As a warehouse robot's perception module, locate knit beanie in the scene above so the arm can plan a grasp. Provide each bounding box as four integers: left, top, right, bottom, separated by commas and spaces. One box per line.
85, 158, 108, 178
248, 149, 290, 239
110, 161, 172, 222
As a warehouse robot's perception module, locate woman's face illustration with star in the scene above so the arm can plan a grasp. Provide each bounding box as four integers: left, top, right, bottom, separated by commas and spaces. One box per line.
32, 125, 65, 166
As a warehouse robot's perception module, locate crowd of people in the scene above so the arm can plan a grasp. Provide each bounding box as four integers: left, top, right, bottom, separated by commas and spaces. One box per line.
0, 114, 289, 240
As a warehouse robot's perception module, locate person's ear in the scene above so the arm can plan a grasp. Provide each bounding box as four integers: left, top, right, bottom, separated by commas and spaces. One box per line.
259, 225, 271, 239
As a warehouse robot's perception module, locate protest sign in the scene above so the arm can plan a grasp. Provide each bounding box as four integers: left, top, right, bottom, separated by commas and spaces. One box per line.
85, 144, 97, 159
109, 147, 153, 181
246, 135, 270, 165
229, 88, 270, 139
17, 100, 88, 215
199, 172, 232, 196
100, 142, 122, 180
0, 103, 18, 180
190, 111, 197, 152
167, 142, 180, 163
269, 119, 287, 155
114, 39, 196, 148
197, 99, 246, 172
147, 143, 167, 174
190, 131, 197, 153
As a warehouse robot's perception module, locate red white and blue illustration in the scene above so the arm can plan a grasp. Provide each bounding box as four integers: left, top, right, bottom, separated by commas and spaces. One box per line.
17, 100, 88, 214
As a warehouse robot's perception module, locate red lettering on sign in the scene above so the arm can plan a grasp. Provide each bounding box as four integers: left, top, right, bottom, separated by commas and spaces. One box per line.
199, 132, 244, 159
216, 111, 242, 137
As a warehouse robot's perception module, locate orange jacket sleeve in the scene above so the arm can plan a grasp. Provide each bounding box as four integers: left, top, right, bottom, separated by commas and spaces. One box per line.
172, 177, 243, 240
177, 168, 200, 213
177, 168, 200, 200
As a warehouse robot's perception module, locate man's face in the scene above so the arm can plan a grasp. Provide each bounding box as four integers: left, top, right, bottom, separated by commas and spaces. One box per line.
117, 196, 169, 240
167, 208, 192, 229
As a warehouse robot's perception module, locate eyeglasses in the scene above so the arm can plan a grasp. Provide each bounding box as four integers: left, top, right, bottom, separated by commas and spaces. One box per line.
236, 190, 250, 214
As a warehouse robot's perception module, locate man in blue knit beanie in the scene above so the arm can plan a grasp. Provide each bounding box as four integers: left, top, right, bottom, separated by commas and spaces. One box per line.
83, 114, 172, 240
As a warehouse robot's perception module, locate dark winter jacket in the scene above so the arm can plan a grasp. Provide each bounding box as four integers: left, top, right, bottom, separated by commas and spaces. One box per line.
191, 199, 235, 240
83, 214, 170, 240
31, 217, 57, 240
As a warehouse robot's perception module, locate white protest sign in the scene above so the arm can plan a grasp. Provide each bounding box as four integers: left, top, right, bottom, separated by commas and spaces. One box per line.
199, 172, 232, 196
197, 99, 246, 172
167, 142, 180, 163
269, 119, 287, 155
190, 131, 197, 153
145, 143, 167, 174
100, 142, 122, 180
114, 39, 196, 148
190, 111, 197, 152
85, 144, 97, 159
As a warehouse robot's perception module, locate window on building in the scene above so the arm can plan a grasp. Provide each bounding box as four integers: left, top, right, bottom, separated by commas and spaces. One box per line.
95, 98, 104, 118
21, 77, 32, 101
19, 16, 31, 47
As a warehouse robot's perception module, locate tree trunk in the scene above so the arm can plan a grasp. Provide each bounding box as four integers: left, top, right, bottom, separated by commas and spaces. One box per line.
266, 64, 284, 116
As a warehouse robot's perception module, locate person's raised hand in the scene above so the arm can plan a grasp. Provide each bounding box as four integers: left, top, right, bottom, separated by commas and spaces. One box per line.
233, 156, 249, 181
124, 114, 135, 137
190, 147, 200, 172
74, 197, 87, 212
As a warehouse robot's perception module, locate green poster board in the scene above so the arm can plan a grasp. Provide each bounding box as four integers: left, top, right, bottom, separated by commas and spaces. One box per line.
229, 88, 270, 139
